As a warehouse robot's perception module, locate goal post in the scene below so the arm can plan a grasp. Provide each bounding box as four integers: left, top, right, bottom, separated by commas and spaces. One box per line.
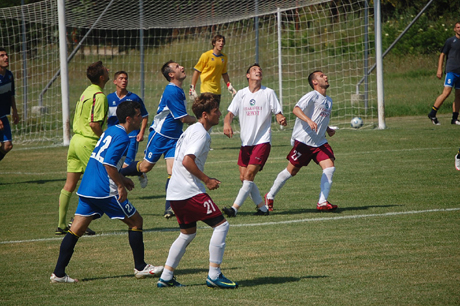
0, 0, 377, 146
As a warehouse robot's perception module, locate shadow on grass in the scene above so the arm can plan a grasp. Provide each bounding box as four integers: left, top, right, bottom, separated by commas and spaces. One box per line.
270, 204, 402, 215
80, 267, 210, 282
236, 275, 328, 287
0, 178, 65, 185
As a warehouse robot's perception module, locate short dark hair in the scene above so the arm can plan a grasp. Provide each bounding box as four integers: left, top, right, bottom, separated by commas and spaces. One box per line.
246, 63, 261, 81
114, 70, 128, 79
308, 70, 322, 89
87, 61, 106, 84
212, 35, 226, 46
0, 47, 6, 53
192, 93, 219, 119
161, 60, 175, 81
116, 101, 141, 123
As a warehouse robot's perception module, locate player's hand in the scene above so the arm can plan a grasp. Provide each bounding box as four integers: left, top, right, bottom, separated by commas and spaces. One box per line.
227, 82, 237, 98
189, 85, 198, 101
136, 131, 144, 142
205, 177, 221, 190
327, 127, 336, 137
117, 186, 128, 203
436, 70, 442, 79
12, 110, 19, 125
276, 114, 287, 126
308, 120, 318, 132
0, 118, 3, 131
123, 177, 135, 191
223, 124, 233, 138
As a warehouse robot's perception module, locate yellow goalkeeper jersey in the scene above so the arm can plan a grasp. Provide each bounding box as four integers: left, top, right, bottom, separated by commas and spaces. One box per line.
194, 50, 228, 95
73, 84, 108, 140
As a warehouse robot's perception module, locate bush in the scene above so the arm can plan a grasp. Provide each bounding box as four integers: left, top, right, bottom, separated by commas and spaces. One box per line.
382, 11, 455, 56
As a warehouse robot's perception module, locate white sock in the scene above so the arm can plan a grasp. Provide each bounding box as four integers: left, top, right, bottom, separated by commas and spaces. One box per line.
250, 182, 263, 206
234, 180, 253, 207
160, 267, 174, 281
164, 232, 196, 272
267, 168, 292, 199
318, 167, 335, 204
209, 221, 229, 266
258, 205, 268, 212
208, 266, 221, 280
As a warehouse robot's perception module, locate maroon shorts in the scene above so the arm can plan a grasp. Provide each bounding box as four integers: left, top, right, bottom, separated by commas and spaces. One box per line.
287, 140, 335, 168
237, 142, 271, 171
170, 193, 223, 228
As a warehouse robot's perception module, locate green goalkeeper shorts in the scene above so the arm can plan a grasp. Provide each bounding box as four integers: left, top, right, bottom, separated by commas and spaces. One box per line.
66, 134, 98, 173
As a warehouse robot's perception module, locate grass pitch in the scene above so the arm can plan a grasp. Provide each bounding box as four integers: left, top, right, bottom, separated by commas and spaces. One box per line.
0, 115, 459, 305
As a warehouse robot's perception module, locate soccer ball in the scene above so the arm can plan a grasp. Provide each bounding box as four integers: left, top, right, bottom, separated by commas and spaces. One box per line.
350, 117, 363, 129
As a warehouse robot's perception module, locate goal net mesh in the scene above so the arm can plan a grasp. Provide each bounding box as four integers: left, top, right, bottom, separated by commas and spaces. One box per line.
0, 0, 375, 145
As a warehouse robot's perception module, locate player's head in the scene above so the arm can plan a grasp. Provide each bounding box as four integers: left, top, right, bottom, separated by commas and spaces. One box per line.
116, 100, 141, 124
212, 35, 226, 47
161, 60, 185, 82
454, 22, 460, 35
246, 63, 262, 81
308, 70, 322, 89
308, 70, 329, 90
87, 61, 109, 85
113, 71, 128, 89
0, 47, 9, 69
192, 93, 219, 119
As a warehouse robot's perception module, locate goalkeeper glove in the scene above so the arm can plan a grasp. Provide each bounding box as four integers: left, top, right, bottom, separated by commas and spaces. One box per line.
227, 82, 237, 98
189, 85, 198, 101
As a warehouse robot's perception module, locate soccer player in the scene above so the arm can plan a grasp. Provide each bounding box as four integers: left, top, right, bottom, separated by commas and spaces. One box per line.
50, 101, 164, 283
55, 61, 109, 236
221, 63, 286, 217
120, 61, 196, 219
107, 71, 149, 188
0, 47, 19, 162
157, 93, 237, 289
265, 70, 338, 212
189, 34, 237, 106
428, 22, 460, 125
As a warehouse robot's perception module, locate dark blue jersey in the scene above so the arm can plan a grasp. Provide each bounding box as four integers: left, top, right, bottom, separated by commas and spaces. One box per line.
441, 36, 460, 74
0, 70, 15, 118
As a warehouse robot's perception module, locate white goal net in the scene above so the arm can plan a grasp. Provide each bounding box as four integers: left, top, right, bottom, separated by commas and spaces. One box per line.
0, 0, 375, 145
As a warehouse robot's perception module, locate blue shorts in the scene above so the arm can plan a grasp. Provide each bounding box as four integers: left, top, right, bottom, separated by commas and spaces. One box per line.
123, 130, 139, 166
75, 196, 137, 220
144, 131, 177, 164
0, 116, 12, 142
444, 72, 460, 89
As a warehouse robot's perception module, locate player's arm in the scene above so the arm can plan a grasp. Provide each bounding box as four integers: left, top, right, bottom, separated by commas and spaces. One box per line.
222, 73, 237, 98
182, 154, 221, 190
436, 52, 446, 79
137, 116, 148, 142
11, 96, 19, 124
0, 118, 3, 130
275, 113, 287, 126
89, 121, 104, 137
223, 111, 235, 138
105, 164, 134, 202
293, 106, 317, 132
180, 114, 197, 125
189, 70, 201, 100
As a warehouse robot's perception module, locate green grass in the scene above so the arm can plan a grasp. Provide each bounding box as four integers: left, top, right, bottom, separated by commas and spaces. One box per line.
0, 115, 459, 305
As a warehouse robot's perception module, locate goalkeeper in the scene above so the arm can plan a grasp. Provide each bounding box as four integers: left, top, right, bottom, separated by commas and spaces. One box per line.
55, 61, 109, 236
189, 34, 237, 106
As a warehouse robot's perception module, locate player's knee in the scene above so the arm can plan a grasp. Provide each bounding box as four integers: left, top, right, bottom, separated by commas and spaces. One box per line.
3, 141, 13, 152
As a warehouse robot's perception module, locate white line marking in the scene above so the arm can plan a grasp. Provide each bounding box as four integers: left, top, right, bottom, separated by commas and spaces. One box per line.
1, 208, 458, 245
